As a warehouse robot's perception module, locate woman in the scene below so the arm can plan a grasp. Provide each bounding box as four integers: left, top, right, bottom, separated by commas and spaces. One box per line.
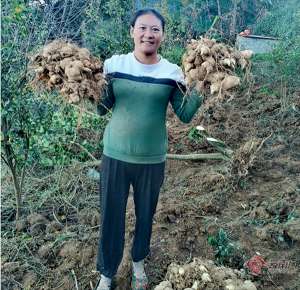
96, 8, 202, 290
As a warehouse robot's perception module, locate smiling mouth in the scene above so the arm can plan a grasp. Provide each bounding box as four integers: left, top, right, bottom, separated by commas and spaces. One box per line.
141, 41, 154, 45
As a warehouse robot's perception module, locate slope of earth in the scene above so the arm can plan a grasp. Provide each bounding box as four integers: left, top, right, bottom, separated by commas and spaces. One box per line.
1, 67, 299, 289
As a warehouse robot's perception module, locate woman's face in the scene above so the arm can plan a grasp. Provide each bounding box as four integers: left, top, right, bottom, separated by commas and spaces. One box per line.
130, 13, 164, 56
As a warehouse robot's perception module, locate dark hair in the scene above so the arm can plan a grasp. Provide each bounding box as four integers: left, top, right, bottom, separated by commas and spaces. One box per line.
130, 8, 165, 32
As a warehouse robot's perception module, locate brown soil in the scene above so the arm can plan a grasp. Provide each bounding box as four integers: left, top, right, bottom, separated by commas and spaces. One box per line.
1, 72, 299, 289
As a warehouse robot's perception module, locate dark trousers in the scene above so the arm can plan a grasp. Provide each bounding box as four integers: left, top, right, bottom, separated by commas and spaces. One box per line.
96, 154, 165, 278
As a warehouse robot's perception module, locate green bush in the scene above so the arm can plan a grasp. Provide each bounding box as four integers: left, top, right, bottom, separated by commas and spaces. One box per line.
253, 0, 300, 90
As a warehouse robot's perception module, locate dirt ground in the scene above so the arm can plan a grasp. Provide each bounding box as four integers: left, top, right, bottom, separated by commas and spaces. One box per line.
1, 75, 300, 289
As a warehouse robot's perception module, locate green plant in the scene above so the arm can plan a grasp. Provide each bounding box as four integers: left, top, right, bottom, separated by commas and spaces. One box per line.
207, 228, 245, 267
1, 1, 107, 219
253, 0, 300, 90
82, 0, 134, 58
1, 1, 48, 219
188, 127, 205, 144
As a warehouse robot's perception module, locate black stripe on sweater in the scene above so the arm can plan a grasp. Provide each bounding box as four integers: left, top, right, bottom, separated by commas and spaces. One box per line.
107, 72, 186, 92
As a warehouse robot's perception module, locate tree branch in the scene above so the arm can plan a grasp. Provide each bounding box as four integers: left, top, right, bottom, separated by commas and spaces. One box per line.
166, 152, 229, 161
1, 153, 9, 167
70, 141, 97, 161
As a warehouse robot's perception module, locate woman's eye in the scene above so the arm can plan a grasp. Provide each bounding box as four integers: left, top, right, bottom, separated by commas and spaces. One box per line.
139, 26, 146, 31
152, 28, 160, 33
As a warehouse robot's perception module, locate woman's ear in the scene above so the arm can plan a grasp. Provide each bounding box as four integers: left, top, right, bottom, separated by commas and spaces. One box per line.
130, 26, 134, 38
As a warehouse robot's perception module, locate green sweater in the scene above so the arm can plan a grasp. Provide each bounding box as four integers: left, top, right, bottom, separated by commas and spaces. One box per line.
98, 53, 202, 164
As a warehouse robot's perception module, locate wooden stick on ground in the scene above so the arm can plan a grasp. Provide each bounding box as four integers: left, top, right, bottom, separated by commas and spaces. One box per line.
75, 151, 230, 170
166, 152, 229, 160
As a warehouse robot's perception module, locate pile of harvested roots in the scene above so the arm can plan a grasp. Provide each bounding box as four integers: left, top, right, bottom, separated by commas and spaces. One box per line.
182, 37, 252, 100
154, 257, 257, 290
29, 40, 106, 104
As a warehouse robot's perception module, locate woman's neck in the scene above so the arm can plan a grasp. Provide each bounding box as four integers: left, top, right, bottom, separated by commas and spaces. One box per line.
133, 50, 160, 65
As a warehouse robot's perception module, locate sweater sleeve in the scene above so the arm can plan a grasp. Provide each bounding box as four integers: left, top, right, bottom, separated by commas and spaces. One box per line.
97, 76, 115, 116
97, 58, 115, 116
169, 83, 203, 123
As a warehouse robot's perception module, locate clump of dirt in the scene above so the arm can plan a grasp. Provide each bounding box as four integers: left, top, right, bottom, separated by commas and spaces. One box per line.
27, 213, 49, 225
58, 240, 81, 259
154, 257, 256, 290
22, 271, 38, 289
78, 208, 100, 227
29, 40, 106, 104
26, 212, 49, 235
45, 220, 64, 234
38, 242, 55, 260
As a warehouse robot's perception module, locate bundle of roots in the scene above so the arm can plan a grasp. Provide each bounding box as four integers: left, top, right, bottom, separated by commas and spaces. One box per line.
182, 37, 252, 104
154, 257, 257, 290
29, 40, 106, 104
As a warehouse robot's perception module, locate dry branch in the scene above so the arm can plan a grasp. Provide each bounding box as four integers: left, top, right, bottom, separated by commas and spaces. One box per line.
74, 151, 230, 170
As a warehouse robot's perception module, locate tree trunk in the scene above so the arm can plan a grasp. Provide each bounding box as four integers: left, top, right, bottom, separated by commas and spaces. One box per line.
216, 0, 223, 35
230, 0, 239, 38
11, 171, 22, 220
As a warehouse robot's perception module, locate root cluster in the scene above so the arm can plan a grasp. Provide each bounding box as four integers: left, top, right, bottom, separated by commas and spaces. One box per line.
230, 138, 264, 178
182, 37, 252, 102
154, 258, 257, 290
29, 40, 106, 104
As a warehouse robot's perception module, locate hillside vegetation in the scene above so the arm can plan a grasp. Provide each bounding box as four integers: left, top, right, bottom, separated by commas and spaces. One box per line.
1, 1, 299, 289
